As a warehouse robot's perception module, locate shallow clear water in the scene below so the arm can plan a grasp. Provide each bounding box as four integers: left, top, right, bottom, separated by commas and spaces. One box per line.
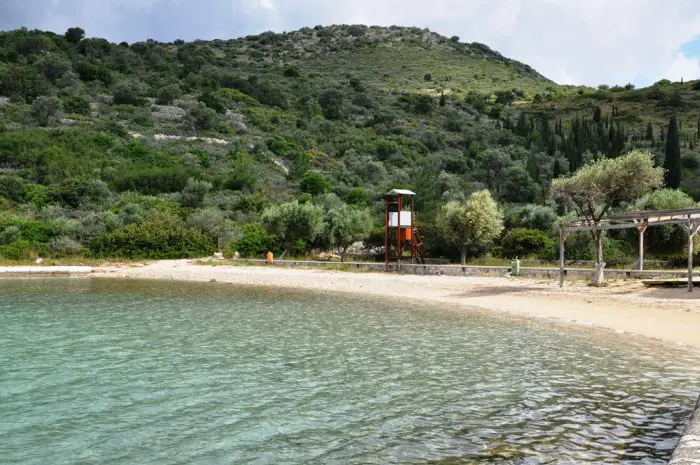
0, 279, 698, 464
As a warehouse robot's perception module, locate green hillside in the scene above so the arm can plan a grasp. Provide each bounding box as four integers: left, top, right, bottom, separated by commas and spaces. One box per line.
0, 25, 697, 263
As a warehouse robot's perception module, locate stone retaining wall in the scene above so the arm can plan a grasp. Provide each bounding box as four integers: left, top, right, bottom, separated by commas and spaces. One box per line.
669, 396, 700, 464
235, 259, 699, 280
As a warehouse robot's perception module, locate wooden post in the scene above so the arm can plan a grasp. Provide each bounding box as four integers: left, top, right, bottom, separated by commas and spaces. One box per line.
682, 221, 700, 293
559, 229, 568, 288
636, 225, 647, 271
688, 222, 694, 293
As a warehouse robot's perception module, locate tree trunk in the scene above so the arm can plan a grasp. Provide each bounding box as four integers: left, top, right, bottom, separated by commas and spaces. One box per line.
340, 247, 346, 263
460, 249, 467, 265
592, 231, 606, 286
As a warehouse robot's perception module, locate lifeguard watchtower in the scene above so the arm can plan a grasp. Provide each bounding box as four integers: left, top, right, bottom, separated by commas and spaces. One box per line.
384, 189, 424, 271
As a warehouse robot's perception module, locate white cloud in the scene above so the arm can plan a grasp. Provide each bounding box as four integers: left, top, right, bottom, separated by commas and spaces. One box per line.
663, 52, 700, 83
3, 0, 700, 86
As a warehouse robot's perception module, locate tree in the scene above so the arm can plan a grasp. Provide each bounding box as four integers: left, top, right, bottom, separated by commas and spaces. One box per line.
112, 80, 148, 106
156, 84, 182, 105
180, 178, 211, 208
65, 27, 85, 45
35, 54, 72, 82
551, 150, 663, 285
664, 115, 682, 189
500, 165, 538, 203
262, 201, 324, 256
30, 96, 61, 127
324, 205, 374, 261
228, 223, 280, 258
633, 189, 698, 254
437, 190, 504, 265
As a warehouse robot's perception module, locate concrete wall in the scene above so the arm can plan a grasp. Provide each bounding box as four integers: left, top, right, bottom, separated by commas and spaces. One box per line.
0, 266, 93, 277
235, 259, 699, 280
669, 396, 700, 464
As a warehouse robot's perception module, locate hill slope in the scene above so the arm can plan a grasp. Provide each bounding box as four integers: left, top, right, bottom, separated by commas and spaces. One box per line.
0, 25, 697, 262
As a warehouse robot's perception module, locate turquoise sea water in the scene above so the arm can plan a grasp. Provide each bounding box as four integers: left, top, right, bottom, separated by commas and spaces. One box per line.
0, 278, 698, 464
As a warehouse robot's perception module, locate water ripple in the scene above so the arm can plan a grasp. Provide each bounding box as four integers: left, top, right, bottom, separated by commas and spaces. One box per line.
0, 279, 698, 464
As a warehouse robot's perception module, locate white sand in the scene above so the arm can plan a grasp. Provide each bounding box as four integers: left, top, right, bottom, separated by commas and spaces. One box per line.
94, 260, 700, 349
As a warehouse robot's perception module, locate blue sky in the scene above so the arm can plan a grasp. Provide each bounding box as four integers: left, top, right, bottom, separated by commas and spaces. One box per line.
680, 37, 700, 59
2, 0, 700, 87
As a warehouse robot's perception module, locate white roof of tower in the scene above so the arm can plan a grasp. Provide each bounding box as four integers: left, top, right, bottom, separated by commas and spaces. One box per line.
386, 189, 416, 196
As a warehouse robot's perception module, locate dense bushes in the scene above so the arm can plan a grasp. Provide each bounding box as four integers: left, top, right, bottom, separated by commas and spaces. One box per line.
501, 228, 554, 258
89, 213, 215, 259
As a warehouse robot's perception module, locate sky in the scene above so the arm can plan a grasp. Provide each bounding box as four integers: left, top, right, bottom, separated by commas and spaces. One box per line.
2, 0, 700, 87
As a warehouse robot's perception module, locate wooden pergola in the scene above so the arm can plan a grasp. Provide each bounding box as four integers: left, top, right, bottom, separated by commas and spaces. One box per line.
560, 208, 700, 292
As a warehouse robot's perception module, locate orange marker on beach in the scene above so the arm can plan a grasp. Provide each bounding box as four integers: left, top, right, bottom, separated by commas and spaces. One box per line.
266, 250, 274, 265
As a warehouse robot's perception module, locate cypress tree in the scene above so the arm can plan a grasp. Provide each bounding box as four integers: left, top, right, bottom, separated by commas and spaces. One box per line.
553, 158, 561, 178
664, 115, 682, 188
593, 106, 602, 123
645, 122, 654, 142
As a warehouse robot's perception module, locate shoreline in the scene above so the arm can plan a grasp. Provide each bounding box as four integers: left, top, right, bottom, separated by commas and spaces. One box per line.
91, 259, 700, 349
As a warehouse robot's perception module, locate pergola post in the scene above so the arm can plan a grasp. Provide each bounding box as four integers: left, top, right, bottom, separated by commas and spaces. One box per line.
636, 225, 647, 271
559, 229, 568, 288
682, 220, 700, 293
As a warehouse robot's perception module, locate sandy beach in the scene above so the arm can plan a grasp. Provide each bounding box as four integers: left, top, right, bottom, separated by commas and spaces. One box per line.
90, 259, 700, 349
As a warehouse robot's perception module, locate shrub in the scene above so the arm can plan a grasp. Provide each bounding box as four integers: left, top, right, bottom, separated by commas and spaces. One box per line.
318, 89, 344, 120
0, 226, 21, 245
90, 213, 215, 259
0, 175, 25, 202
414, 95, 435, 114
62, 95, 91, 115
283, 66, 300, 77
50, 236, 84, 257
300, 172, 329, 196
110, 166, 192, 194
501, 228, 554, 258
346, 187, 372, 207
0, 240, 45, 260
184, 102, 217, 130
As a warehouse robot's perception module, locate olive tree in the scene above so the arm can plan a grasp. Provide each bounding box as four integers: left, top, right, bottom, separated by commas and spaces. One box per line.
30, 96, 61, 127
262, 201, 324, 257
551, 150, 663, 285
324, 205, 374, 262
437, 190, 504, 264
180, 178, 211, 208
